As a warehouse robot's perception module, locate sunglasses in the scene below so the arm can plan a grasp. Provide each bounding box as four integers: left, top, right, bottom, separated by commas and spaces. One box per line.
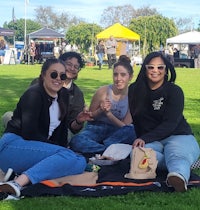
50, 71, 67, 80
145, 65, 166, 71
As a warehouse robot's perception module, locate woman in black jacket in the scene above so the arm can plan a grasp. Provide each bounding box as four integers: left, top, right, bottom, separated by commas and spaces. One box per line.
0, 58, 87, 199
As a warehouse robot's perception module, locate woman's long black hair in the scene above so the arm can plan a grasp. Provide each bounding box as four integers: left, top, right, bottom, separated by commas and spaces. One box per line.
128, 51, 176, 118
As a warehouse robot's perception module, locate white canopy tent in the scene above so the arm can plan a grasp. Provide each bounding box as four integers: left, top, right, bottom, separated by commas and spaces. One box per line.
166, 31, 200, 68
166, 31, 200, 44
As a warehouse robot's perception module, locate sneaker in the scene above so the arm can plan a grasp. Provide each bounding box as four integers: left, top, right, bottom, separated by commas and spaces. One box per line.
0, 192, 9, 201
0, 192, 20, 201
0, 181, 21, 197
167, 172, 187, 192
3, 168, 18, 182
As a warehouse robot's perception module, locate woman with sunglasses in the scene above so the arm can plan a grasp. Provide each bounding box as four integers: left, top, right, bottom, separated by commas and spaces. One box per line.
0, 58, 86, 199
128, 51, 199, 192
2, 52, 91, 143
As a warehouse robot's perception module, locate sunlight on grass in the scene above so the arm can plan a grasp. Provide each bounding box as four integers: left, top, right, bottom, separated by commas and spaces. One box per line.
0, 64, 200, 209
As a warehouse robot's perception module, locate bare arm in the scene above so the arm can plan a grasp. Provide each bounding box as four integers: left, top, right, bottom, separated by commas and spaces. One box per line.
89, 86, 107, 118
90, 86, 132, 127
105, 109, 132, 127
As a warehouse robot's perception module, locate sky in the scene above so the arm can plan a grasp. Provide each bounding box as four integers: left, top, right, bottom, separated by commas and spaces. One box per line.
0, 0, 200, 28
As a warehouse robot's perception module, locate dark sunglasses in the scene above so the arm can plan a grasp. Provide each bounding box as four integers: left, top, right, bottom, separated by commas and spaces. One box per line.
145, 64, 166, 71
50, 71, 67, 81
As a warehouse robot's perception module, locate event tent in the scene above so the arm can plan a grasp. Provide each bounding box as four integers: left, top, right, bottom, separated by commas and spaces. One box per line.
166, 31, 200, 44
28, 27, 64, 39
96, 23, 140, 41
0, 27, 15, 37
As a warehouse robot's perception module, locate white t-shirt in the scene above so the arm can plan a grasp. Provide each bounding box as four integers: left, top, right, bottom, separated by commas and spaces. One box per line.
48, 97, 61, 137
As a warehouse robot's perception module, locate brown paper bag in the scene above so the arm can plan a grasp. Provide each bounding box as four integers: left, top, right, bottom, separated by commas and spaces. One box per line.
125, 147, 158, 180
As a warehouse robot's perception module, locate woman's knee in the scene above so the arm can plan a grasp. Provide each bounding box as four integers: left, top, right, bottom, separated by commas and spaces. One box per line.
145, 141, 164, 153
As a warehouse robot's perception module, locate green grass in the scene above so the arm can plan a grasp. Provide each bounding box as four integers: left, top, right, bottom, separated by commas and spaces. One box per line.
0, 64, 200, 209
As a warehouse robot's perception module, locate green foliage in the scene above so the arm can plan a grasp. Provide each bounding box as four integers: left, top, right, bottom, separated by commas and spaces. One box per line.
0, 65, 200, 209
3, 19, 41, 42
66, 23, 102, 53
129, 15, 178, 55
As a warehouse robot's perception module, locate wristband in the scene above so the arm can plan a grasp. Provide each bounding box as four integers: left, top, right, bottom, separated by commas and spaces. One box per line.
75, 118, 83, 125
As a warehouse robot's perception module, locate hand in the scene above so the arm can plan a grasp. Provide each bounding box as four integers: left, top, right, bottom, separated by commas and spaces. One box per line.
100, 98, 111, 112
132, 138, 145, 148
76, 107, 93, 123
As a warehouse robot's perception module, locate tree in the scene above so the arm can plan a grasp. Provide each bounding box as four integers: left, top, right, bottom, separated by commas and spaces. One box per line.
129, 15, 178, 56
65, 23, 102, 53
134, 5, 160, 17
34, 6, 83, 33
3, 19, 41, 43
198, 21, 200, 32
100, 5, 135, 27
173, 17, 194, 33
100, 5, 159, 28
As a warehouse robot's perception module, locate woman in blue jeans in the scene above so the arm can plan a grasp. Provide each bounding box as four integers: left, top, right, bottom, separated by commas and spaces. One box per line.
70, 55, 136, 156
129, 51, 200, 192
96, 40, 105, 69
0, 58, 90, 199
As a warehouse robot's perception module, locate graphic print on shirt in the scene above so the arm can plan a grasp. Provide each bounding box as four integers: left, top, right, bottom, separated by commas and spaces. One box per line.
152, 97, 164, 110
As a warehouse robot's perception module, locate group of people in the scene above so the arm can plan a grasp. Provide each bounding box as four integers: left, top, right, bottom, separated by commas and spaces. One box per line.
96, 35, 117, 70
0, 50, 199, 200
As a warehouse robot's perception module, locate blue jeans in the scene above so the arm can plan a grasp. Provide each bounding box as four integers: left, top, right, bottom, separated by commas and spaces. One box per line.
70, 122, 136, 154
145, 135, 200, 182
97, 53, 104, 65
0, 133, 86, 184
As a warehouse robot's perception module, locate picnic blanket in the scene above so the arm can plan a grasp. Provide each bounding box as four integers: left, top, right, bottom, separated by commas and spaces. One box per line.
21, 159, 200, 198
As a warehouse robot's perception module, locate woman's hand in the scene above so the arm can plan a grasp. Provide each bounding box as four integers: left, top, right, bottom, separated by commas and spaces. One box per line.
132, 138, 145, 148
76, 106, 93, 124
100, 98, 111, 112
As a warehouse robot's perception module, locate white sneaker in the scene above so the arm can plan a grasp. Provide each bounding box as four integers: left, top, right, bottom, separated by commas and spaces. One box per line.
167, 172, 187, 192
3, 168, 18, 182
0, 181, 21, 197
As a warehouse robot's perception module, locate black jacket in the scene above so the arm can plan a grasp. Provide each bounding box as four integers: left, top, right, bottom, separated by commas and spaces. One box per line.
67, 82, 85, 133
5, 83, 70, 147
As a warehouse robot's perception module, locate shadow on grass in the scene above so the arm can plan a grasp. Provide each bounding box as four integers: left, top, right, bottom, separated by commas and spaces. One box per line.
0, 74, 110, 114
190, 123, 200, 142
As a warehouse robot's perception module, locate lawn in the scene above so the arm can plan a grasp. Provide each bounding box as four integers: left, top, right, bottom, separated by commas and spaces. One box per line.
0, 64, 200, 209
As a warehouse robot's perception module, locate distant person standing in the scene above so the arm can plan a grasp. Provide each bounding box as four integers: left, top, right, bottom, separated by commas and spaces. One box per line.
29, 40, 36, 65
167, 44, 174, 66
96, 40, 105, 69
173, 48, 180, 58
193, 44, 200, 68
0, 39, 6, 64
105, 36, 117, 69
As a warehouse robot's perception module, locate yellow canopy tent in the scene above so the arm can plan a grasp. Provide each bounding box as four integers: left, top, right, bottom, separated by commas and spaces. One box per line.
95, 23, 140, 58
92, 23, 141, 66
96, 23, 140, 41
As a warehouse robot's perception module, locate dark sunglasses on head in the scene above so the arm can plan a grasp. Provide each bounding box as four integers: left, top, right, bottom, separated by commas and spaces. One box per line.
145, 64, 166, 71
50, 71, 67, 81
